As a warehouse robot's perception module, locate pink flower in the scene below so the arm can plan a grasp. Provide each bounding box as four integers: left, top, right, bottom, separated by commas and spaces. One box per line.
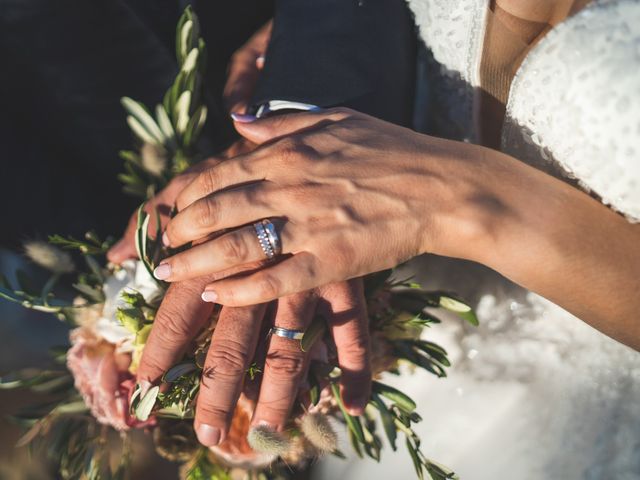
67, 328, 154, 431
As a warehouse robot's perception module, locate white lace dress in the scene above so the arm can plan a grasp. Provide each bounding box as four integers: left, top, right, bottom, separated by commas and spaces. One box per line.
316, 1, 640, 479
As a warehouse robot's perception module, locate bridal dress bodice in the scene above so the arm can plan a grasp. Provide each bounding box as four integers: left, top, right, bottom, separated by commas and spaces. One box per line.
316, 1, 640, 479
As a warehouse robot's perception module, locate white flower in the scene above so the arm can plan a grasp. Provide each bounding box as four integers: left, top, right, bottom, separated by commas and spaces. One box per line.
96, 260, 161, 353
24, 240, 75, 274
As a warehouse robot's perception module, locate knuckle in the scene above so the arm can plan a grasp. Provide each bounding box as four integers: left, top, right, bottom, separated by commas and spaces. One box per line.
340, 333, 370, 364
206, 338, 249, 380
155, 313, 193, 343
327, 107, 353, 121
330, 243, 356, 268
275, 138, 301, 165
198, 169, 219, 196
266, 349, 306, 380
195, 197, 218, 229
169, 255, 191, 278
256, 272, 281, 300
197, 403, 233, 424
218, 232, 250, 263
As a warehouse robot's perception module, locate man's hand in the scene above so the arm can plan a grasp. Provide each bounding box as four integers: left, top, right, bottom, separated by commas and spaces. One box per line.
223, 20, 272, 115
136, 278, 371, 447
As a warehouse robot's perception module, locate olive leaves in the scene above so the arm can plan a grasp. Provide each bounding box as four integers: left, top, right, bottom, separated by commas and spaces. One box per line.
119, 5, 208, 198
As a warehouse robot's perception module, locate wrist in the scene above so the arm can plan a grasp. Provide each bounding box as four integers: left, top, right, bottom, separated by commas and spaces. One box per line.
415, 140, 513, 264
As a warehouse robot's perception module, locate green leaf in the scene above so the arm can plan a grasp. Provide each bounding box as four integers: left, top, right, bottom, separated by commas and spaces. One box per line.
439, 295, 480, 325
308, 368, 321, 406
181, 48, 199, 74
175, 91, 192, 135
371, 393, 397, 451
121, 97, 165, 144
183, 105, 207, 148
162, 362, 197, 383
361, 420, 381, 462
135, 385, 159, 421
331, 383, 365, 443
410, 340, 451, 367
54, 400, 89, 414
127, 115, 159, 145
135, 324, 153, 345
73, 283, 104, 303
407, 437, 425, 480
179, 20, 193, 62
331, 449, 347, 459
135, 204, 155, 280
155, 104, 176, 143
372, 381, 417, 412
119, 150, 142, 166
301, 314, 326, 352
456, 309, 479, 326
348, 426, 364, 459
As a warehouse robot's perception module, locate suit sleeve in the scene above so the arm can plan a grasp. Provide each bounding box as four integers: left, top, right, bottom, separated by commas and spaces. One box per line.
250, 0, 417, 126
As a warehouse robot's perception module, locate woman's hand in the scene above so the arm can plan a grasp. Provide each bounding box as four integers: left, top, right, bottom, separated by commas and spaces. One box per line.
156, 108, 497, 304
157, 108, 640, 351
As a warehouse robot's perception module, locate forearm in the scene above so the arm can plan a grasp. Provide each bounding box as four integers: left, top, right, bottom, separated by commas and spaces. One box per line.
467, 149, 640, 349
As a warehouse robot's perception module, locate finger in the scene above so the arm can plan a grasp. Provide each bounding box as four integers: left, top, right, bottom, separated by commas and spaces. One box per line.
167, 185, 278, 248
174, 156, 266, 212
155, 222, 292, 282
195, 304, 266, 446
107, 212, 138, 264
320, 279, 371, 415
223, 20, 272, 114
107, 167, 206, 264
223, 50, 261, 115
136, 277, 214, 386
252, 292, 317, 429
232, 107, 354, 145
201, 252, 329, 306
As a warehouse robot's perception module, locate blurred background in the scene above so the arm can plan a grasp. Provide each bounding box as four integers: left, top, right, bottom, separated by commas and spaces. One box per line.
0, 0, 272, 477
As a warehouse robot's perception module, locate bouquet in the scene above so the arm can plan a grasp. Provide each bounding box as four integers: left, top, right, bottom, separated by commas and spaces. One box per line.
0, 8, 478, 480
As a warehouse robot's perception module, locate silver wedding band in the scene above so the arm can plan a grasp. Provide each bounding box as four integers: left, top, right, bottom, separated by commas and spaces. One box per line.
269, 326, 305, 341
253, 219, 282, 259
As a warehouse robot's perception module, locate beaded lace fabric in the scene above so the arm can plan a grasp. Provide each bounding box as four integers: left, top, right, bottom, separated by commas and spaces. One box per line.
318, 2, 640, 479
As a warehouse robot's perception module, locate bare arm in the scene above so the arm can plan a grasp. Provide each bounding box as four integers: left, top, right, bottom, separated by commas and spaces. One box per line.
156, 108, 640, 351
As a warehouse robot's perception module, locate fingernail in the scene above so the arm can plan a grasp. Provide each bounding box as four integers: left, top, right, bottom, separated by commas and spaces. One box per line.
153, 263, 172, 280
162, 232, 170, 247
196, 424, 221, 446
256, 55, 265, 69
346, 405, 365, 416
231, 112, 257, 123
138, 380, 152, 399
201, 290, 218, 303
342, 393, 366, 416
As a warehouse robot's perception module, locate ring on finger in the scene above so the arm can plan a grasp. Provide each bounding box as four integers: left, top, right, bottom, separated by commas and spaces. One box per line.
253, 219, 282, 259
268, 326, 305, 341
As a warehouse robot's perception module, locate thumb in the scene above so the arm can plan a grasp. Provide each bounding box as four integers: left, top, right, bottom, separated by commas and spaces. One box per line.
231, 107, 352, 145
107, 214, 138, 264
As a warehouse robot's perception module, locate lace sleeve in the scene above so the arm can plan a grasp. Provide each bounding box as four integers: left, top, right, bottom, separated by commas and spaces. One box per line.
503, 0, 640, 222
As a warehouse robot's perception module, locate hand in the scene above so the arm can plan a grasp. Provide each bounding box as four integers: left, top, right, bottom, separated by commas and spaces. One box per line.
136, 277, 371, 447
156, 108, 496, 305
107, 139, 254, 264
223, 20, 272, 115
152, 109, 640, 351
